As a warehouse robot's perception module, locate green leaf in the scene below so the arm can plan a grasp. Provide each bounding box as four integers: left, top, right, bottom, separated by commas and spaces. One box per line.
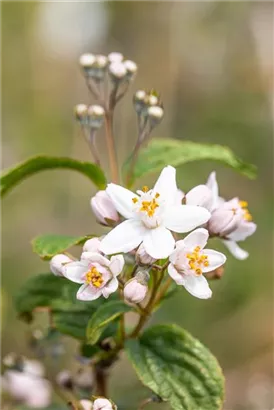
86, 300, 131, 345
15, 273, 66, 316
1, 155, 106, 197
32, 234, 92, 260
125, 324, 224, 410
126, 138, 256, 186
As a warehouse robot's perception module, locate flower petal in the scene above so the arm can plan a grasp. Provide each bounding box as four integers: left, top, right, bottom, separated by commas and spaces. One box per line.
152, 166, 177, 205
93, 398, 113, 410
202, 249, 226, 272
77, 284, 102, 301
109, 255, 124, 276
100, 219, 147, 255
183, 274, 212, 299
168, 264, 184, 285
81, 252, 110, 267
102, 278, 119, 298
183, 228, 209, 250
106, 183, 135, 219
222, 240, 249, 260
186, 185, 214, 211
64, 261, 88, 283
83, 238, 101, 253
227, 221, 257, 242
143, 226, 175, 259
164, 205, 211, 233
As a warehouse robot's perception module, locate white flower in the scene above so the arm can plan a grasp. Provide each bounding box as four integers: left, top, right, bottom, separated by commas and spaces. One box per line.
168, 228, 226, 299
124, 271, 149, 303
93, 397, 116, 410
64, 252, 124, 301
124, 59, 137, 75
50, 254, 73, 277
109, 61, 127, 79
108, 51, 124, 63
206, 172, 256, 260
91, 190, 120, 226
185, 184, 214, 211
2, 364, 51, 408
79, 53, 96, 68
100, 166, 210, 259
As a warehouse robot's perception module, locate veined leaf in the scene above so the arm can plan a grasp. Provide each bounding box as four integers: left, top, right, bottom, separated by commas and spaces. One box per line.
125, 324, 224, 410
86, 300, 131, 345
32, 234, 92, 260
1, 155, 106, 197
126, 138, 256, 186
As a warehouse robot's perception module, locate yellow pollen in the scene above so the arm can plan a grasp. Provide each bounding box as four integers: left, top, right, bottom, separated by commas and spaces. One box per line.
138, 192, 160, 218
85, 267, 103, 288
239, 199, 252, 221
155, 192, 160, 198
187, 247, 209, 275
132, 197, 138, 204
142, 186, 149, 193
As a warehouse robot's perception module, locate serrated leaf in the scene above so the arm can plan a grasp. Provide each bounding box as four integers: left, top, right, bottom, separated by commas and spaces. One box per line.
32, 234, 92, 260
86, 300, 131, 345
1, 155, 106, 197
126, 138, 256, 186
125, 324, 224, 410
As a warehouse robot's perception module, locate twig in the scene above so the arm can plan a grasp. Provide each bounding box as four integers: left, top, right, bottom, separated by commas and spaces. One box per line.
93, 365, 108, 396
104, 111, 119, 183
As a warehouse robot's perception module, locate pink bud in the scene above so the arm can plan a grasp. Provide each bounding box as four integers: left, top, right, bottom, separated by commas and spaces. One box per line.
50, 254, 73, 277
124, 271, 149, 304
136, 244, 156, 266
82, 237, 101, 253
186, 185, 214, 211
91, 191, 119, 226
208, 206, 241, 237
93, 398, 115, 410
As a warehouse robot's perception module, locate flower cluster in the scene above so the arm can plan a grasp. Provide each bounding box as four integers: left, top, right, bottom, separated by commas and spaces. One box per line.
49, 164, 257, 301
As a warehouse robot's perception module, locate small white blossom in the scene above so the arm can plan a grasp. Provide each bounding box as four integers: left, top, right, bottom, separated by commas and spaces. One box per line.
82, 237, 102, 254
50, 254, 73, 277
206, 172, 257, 260
91, 190, 120, 226
74, 104, 88, 123
2, 359, 51, 408
147, 105, 164, 120
64, 252, 124, 301
148, 94, 158, 106
124, 270, 149, 304
95, 54, 108, 68
108, 51, 124, 63
168, 228, 226, 299
124, 59, 137, 75
100, 166, 210, 259
93, 397, 117, 410
87, 105, 105, 129
109, 61, 127, 79
79, 53, 96, 68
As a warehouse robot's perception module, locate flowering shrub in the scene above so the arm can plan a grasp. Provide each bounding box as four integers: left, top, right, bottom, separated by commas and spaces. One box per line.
1, 51, 256, 409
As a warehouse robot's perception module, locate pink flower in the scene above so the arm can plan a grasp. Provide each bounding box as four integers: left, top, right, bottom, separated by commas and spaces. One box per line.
91, 190, 119, 226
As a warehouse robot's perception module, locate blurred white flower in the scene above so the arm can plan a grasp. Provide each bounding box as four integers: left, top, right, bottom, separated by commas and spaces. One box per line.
100, 166, 210, 259
109, 61, 127, 79
108, 51, 124, 63
168, 228, 226, 299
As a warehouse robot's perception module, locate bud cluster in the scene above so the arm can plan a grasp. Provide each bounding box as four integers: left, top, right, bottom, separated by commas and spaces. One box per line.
74, 104, 105, 129
79, 51, 137, 84
133, 89, 164, 126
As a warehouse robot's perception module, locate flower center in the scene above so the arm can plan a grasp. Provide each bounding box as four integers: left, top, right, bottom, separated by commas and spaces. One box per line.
132, 186, 160, 218
239, 200, 252, 221
186, 246, 209, 275
85, 267, 103, 288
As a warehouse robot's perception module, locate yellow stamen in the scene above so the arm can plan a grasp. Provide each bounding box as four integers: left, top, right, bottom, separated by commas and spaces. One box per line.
186, 247, 209, 274
239, 199, 253, 221
132, 197, 138, 204
142, 186, 149, 193
85, 267, 103, 288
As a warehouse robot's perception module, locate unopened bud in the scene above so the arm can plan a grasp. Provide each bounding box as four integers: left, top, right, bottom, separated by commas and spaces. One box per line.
147, 94, 158, 106
124, 60, 137, 78
50, 254, 73, 277
147, 105, 164, 125
56, 370, 73, 390
74, 104, 88, 125
108, 52, 124, 63
136, 244, 156, 266
133, 90, 147, 113
124, 271, 149, 304
186, 185, 214, 211
93, 398, 116, 410
79, 53, 96, 70
109, 61, 127, 80
90, 190, 119, 226
82, 237, 101, 254
87, 105, 105, 129
208, 206, 241, 237
80, 400, 93, 410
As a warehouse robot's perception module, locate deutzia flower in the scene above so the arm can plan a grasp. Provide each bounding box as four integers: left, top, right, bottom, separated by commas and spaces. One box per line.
206, 172, 257, 260
80, 398, 117, 410
168, 228, 226, 299
64, 252, 124, 301
2, 359, 51, 408
100, 166, 211, 259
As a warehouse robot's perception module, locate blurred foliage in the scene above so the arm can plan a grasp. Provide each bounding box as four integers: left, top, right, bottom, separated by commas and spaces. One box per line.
2, 2, 273, 409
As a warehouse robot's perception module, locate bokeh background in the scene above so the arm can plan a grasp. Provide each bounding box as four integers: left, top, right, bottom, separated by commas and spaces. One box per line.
2, 2, 273, 409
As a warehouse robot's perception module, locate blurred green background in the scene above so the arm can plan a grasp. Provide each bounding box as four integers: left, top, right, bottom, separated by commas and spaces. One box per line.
2, 2, 273, 409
